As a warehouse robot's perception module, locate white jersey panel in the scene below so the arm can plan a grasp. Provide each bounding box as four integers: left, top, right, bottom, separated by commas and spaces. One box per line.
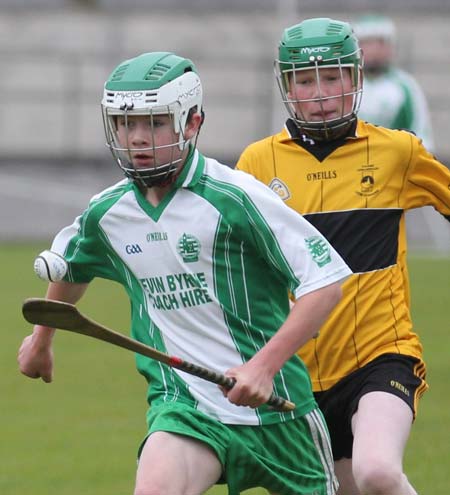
360, 77, 404, 126
98, 187, 259, 423
202, 160, 352, 299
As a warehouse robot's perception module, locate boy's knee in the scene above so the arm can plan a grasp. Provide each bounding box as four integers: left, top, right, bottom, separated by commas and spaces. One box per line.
134, 483, 166, 495
353, 460, 404, 494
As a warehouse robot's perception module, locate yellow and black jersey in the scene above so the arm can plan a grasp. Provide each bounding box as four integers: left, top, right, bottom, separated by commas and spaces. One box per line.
236, 119, 450, 392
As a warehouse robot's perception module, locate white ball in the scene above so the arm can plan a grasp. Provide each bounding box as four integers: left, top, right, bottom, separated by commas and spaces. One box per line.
34, 250, 68, 282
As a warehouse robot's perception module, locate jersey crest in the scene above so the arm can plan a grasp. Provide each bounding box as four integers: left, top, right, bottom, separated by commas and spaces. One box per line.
305, 236, 331, 267
269, 177, 291, 201
177, 233, 201, 263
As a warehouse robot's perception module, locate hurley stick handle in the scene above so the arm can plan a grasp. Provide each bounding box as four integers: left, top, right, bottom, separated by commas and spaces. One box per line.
23, 298, 296, 412
169, 356, 295, 411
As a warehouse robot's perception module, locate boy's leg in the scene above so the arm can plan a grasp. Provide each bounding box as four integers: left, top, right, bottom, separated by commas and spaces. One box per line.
315, 355, 426, 495
134, 431, 222, 495
350, 391, 418, 495
334, 458, 359, 495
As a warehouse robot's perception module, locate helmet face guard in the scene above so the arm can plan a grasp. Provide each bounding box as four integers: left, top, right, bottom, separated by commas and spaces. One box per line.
275, 18, 363, 140
102, 104, 185, 188
101, 52, 203, 187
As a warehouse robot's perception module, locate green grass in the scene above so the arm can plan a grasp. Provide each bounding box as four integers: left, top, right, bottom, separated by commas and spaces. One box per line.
2, 243, 449, 494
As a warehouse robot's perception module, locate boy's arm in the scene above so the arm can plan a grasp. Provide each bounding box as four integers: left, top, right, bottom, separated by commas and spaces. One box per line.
223, 281, 342, 408
18, 281, 89, 383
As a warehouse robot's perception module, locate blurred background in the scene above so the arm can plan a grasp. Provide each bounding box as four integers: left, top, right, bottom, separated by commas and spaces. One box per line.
1, 3, 449, 494
0, 0, 449, 251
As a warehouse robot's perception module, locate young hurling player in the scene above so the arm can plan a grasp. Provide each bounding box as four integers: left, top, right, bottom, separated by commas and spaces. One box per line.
18, 51, 351, 495
354, 14, 434, 151
236, 18, 450, 495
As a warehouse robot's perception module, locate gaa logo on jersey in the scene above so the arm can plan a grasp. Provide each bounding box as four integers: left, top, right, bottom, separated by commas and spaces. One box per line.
268, 178, 291, 201
177, 233, 201, 263
305, 236, 331, 267
125, 244, 143, 255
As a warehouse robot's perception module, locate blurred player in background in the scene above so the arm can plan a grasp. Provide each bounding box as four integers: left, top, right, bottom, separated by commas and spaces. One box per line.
18, 51, 350, 495
354, 14, 434, 151
237, 17, 450, 495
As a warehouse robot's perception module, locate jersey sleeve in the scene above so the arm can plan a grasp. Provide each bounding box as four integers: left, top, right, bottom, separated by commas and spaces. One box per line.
50, 198, 124, 284
402, 139, 450, 221
50, 212, 107, 283
236, 171, 352, 299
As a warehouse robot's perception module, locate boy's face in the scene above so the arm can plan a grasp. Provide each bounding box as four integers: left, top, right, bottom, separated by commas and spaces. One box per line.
116, 114, 183, 170
360, 37, 393, 75
287, 67, 355, 123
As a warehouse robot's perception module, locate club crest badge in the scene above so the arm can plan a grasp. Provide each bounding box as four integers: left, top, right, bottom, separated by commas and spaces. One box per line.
177, 233, 201, 263
356, 164, 379, 196
305, 236, 331, 267
269, 177, 291, 201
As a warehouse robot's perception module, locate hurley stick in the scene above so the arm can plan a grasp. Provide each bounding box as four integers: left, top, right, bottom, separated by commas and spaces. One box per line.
22, 298, 295, 412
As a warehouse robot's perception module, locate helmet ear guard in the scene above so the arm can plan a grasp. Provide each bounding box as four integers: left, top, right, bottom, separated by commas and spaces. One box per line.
101, 52, 203, 187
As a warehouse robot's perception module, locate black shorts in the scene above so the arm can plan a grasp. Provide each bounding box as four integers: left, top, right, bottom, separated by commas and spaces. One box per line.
314, 353, 427, 461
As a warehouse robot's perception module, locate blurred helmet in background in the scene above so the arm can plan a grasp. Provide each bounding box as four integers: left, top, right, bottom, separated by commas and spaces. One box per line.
354, 15, 397, 76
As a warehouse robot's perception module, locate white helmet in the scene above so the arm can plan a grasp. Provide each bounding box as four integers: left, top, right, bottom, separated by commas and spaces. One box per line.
353, 15, 396, 43
102, 52, 203, 187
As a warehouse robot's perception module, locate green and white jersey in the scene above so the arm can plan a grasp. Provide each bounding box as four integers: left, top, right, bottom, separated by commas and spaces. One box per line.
359, 68, 434, 151
51, 149, 351, 425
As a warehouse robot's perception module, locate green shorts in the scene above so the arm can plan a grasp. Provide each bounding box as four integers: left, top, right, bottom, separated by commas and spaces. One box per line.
140, 402, 338, 495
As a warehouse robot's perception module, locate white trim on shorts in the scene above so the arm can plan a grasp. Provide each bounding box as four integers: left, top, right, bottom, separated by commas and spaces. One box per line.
305, 409, 339, 495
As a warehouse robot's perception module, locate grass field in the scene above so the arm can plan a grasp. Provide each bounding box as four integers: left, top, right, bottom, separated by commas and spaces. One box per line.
1, 243, 449, 494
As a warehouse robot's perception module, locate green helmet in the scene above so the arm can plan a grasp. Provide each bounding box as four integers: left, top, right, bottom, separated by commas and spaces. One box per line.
275, 18, 363, 139
101, 52, 203, 187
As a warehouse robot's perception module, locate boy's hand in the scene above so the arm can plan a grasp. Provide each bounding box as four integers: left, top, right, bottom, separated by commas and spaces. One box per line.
221, 361, 274, 409
18, 333, 54, 383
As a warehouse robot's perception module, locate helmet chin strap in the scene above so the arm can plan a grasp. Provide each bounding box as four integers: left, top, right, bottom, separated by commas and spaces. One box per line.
132, 161, 182, 188
125, 153, 183, 188
130, 138, 198, 189
294, 115, 356, 142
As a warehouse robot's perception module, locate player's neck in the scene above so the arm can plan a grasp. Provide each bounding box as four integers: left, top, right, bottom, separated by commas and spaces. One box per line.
145, 185, 173, 206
